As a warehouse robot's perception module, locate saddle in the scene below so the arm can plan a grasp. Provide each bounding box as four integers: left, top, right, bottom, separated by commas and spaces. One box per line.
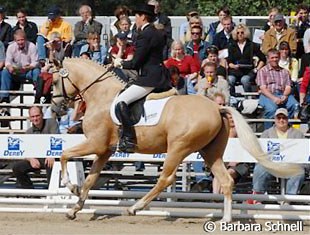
111, 88, 177, 126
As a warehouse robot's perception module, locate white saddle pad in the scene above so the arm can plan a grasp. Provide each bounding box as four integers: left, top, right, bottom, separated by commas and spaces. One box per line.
110, 96, 172, 126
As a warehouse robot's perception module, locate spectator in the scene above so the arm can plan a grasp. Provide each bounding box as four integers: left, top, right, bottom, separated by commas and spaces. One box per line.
262, 14, 297, 55
278, 41, 299, 99
164, 40, 199, 81
80, 32, 107, 64
168, 66, 188, 95
179, 10, 199, 41
181, 15, 206, 45
37, 5, 72, 64
300, 66, 310, 106
0, 41, 4, 73
195, 61, 230, 104
44, 103, 79, 134
227, 24, 266, 95
207, 6, 231, 44
248, 108, 305, 204
290, 4, 310, 59
45, 32, 72, 63
111, 32, 134, 61
0, 29, 42, 103
213, 91, 226, 106
201, 45, 227, 79
111, 31, 136, 81
116, 16, 133, 43
12, 106, 60, 189
256, 49, 299, 129
0, 41, 5, 124
213, 16, 234, 52
0, 6, 12, 48
300, 35, 310, 77
110, 5, 131, 38
262, 7, 279, 32
12, 8, 38, 44
185, 25, 209, 67
303, 28, 310, 53
148, 0, 172, 60
72, 4, 103, 57
278, 41, 299, 80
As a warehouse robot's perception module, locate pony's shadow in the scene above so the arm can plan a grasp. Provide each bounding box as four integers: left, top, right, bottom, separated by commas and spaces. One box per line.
90, 213, 120, 221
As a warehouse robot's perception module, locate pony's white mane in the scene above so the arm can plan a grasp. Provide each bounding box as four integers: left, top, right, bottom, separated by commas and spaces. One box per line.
63, 57, 127, 85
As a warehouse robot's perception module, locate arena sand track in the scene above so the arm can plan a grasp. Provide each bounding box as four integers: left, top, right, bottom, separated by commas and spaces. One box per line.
1, 213, 309, 235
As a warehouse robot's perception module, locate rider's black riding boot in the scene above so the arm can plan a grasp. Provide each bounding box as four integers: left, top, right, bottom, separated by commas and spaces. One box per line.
115, 101, 136, 153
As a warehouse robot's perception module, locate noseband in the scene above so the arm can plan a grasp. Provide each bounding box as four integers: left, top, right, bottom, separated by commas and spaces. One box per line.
53, 66, 113, 102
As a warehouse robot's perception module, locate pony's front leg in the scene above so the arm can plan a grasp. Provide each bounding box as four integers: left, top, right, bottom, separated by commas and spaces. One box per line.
60, 140, 101, 195
60, 151, 75, 194
66, 152, 111, 220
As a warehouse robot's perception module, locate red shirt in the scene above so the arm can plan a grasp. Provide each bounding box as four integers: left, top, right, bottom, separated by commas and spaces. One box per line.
111, 44, 135, 60
164, 55, 199, 77
300, 67, 310, 94
192, 42, 200, 65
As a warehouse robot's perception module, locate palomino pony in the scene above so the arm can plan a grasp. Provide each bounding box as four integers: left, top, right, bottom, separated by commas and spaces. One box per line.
51, 58, 302, 221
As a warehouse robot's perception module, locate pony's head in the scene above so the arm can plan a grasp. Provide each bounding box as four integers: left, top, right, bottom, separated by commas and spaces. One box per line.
50, 59, 80, 115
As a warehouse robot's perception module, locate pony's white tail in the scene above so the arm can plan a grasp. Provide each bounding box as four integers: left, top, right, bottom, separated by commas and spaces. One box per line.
221, 106, 303, 178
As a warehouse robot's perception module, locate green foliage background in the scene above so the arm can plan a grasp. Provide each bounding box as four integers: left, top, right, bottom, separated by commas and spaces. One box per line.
0, 0, 308, 16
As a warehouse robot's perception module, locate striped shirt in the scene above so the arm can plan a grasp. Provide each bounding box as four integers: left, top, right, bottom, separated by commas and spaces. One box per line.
256, 64, 291, 94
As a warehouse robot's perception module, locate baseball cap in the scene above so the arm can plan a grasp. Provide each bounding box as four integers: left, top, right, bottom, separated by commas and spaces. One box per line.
274, 14, 284, 22
115, 32, 128, 40
275, 108, 288, 117
187, 10, 199, 17
47, 6, 60, 20
0, 6, 8, 19
0, 6, 6, 13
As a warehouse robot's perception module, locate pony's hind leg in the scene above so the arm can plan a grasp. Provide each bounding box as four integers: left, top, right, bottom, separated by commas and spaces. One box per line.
128, 146, 187, 215
209, 158, 234, 222
200, 120, 234, 222
66, 152, 111, 220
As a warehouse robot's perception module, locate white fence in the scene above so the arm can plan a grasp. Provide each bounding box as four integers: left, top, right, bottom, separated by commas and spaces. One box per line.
0, 135, 309, 221
0, 135, 309, 163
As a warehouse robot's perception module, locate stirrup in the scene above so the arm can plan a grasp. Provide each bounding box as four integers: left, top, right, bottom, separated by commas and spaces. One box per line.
117, 138, 135, 153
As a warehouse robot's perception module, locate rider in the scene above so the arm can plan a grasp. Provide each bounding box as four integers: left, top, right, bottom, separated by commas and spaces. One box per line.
113, 3, 171, 153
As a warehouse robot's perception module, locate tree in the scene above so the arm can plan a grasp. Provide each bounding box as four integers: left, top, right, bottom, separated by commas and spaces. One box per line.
1, 0, 306, 16
197, 0, 305, 16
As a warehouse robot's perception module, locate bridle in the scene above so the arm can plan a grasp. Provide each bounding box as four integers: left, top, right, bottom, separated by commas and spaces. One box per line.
52, 66, 113, 102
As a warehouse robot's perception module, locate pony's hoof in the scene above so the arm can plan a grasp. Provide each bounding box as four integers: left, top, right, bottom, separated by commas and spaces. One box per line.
66, 212, 76, 220
127, 207, 136, 216
71, 184, 81, 196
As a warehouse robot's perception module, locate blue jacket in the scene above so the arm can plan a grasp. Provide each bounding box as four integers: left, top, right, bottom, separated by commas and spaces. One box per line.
185, 40, 210, 63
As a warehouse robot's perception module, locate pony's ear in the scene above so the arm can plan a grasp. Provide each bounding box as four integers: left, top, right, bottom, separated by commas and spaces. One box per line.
53, 59, 62, 69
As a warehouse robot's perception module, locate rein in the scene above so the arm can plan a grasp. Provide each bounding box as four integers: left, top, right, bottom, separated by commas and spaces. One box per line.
53, 66, 113, 102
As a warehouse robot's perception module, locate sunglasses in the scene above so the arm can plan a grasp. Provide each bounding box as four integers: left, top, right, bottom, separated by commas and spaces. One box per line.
237, 31, 244, 35
276, 115, 288, 120
191, 32, 201, 35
